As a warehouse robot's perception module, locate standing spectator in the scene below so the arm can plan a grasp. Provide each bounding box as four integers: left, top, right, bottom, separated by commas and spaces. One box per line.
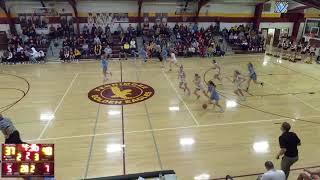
297, 168, 320, 180
257, 161, 285, 180
276, 122, 301, 179
104, 45, 112, 57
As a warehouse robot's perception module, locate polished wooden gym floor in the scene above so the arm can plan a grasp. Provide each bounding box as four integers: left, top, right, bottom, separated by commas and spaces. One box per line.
1, 54, 320, 180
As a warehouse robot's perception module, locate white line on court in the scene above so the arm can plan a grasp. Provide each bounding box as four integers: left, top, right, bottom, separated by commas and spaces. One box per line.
36, 73, 79, 141
264, 80, 320, 112
28, 108, 313, 142
161, 69, 200, 126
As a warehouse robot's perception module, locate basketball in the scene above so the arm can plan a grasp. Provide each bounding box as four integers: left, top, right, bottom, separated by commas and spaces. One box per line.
202, 103, 208, 109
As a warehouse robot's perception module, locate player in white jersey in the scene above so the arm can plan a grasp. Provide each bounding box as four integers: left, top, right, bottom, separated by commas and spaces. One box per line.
193, 73, 208, 99
169, 49, 179, 71
212, 60, 224, 85
233, 70, 246, 101
178, 65, 190, 95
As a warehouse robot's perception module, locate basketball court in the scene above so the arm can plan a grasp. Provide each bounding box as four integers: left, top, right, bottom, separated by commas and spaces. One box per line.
1, 54, 320, 179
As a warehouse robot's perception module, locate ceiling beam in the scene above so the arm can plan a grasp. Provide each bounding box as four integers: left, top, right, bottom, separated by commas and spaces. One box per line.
138, 0, 143, 28
0, 0, 17, 34
68, 0, 80, 34
287, 5, 310, 13
293, 0, 320, 10
196, 0, 210, 16
39, 0, 46, 8
194, 0, 210, 22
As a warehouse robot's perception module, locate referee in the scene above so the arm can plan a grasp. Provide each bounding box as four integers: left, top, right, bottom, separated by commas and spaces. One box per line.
276, 122, 301, 179
0, 114, 25, 144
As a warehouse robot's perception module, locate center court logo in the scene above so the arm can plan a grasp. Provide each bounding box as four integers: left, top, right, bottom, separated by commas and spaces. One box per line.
88, 82, 155, 105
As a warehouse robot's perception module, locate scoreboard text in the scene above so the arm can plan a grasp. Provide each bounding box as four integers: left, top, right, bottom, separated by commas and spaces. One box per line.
1, 144, 54, 177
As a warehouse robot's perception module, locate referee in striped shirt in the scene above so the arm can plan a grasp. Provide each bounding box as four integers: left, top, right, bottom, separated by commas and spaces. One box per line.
0, 114, 25, 144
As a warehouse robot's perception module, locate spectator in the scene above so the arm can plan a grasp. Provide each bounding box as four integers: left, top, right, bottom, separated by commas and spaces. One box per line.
104, 45, 112, 57
63, 47, 70, 62
74, 48, 81, 62
123, 41, 130, 57
94, 43, 102, 59
82, 42, 89, 57
257, 161, 285, 180
297, 168, 320, 180
117, 23, 123, 35
276, 122, 301, 179
119, 46, 127, 60
94, 36, 101, 45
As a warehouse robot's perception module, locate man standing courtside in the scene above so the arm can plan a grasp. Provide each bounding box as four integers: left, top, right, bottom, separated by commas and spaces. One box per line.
276, 122, 301, 179
0, 114, 25, 144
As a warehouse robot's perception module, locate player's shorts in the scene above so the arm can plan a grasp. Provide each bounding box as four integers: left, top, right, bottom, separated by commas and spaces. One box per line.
234, 82, 241, 90
250, 73, 257, 81
210, 94, 219, 101
179, 78, 186, 84
196, 84, 205, 91
172, 59, 178, 64
102, 66, 107, 72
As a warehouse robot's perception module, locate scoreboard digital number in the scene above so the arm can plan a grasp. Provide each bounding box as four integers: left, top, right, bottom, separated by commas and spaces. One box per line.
1, 144, 54, 177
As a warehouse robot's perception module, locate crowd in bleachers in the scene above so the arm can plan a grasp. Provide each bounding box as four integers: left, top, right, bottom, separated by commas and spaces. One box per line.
59, 22, 137, 62
141, 22, 225, 58
1, 25, 49, 64
266, 37, 318, 64
222, 24, 265, 52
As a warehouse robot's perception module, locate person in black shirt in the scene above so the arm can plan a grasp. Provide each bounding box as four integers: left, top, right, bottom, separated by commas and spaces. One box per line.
276, 122, 301, 179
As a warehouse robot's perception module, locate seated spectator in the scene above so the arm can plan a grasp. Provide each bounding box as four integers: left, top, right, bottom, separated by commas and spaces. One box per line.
257, 161, 285, 180
91, 24, 97, 35
63, 47, 70, 63
130, 38, 136, 57
123, 41, 130, 56
119, 46, 127, 60
81, 42, 89, 57
94, 36, 101, 45
94, 43, 102, 59
297, 168, 320, 180
74, 48, 81, 62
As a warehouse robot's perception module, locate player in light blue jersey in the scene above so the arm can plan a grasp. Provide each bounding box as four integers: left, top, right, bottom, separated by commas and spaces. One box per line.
246, 62, 263, 91
101, 52, 112, 81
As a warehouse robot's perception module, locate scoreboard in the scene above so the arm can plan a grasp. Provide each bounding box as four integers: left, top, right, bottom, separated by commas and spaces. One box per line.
1, 144, 54, 177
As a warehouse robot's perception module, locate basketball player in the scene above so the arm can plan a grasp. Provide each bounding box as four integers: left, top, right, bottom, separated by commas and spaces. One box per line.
101, 52, 112, 81
233, 70, 246, 101
169, 49, 179, 72
211, 60, 224, 85
178, 65, 190, 95
161, 47, 168, 68
0, 114, 26, 144
139, 46, 148, 62
246, 62, 263, 92
193, 73, 208, 99
206, 80, 224, 112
